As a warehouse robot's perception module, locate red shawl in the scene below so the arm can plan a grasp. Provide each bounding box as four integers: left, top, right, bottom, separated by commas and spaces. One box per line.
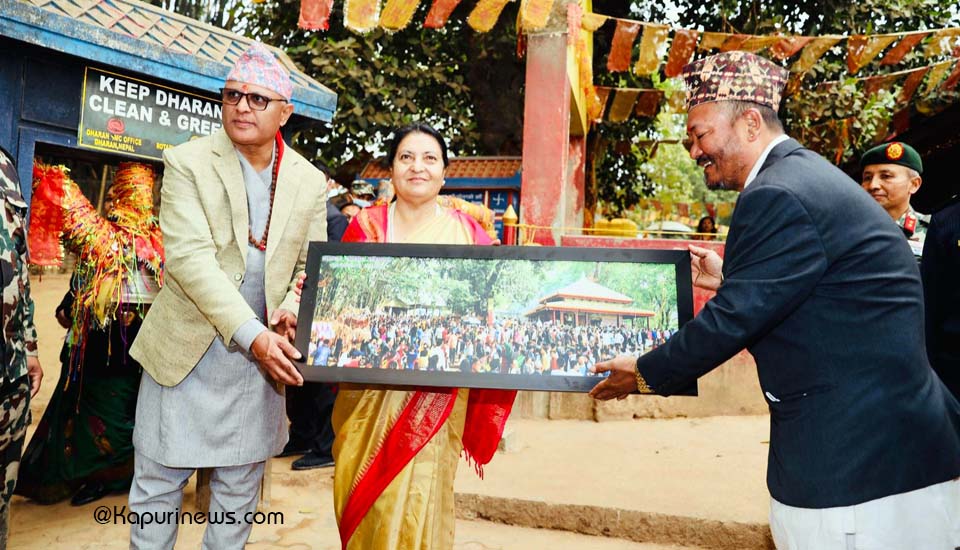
338, 205, 516, 547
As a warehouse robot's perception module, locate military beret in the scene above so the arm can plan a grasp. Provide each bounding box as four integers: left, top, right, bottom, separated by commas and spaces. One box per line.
681, 51, 789, 111
860, 142, 923, 175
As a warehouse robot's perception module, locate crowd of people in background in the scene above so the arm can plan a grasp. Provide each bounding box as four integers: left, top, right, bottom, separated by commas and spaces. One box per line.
309, 314, 675, 377
325, 175, 393, 222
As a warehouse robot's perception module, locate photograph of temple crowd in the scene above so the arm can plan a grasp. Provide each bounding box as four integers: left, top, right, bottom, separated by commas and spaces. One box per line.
296, 244, 693, 392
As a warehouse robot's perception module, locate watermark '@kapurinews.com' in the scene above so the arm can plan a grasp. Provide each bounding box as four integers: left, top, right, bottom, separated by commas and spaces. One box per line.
93, 505, 284, 529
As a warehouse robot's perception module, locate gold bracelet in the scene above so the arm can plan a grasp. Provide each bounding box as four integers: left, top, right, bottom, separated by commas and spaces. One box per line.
635, 367, 654, 394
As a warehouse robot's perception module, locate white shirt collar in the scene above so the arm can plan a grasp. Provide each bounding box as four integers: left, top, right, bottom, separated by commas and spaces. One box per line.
743, 134, 789, 189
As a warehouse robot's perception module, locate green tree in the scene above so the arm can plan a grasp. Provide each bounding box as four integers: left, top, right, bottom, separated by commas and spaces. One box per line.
240, 2, 523, 178
590, 0, 959, 213
157, 0, 958, 211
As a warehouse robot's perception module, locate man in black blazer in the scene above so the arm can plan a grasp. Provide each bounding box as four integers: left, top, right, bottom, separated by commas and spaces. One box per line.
591, 52, 960, 549
921, 195, 960, 401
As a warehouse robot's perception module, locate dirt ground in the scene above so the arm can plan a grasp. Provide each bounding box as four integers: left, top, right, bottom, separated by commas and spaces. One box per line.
9, 273, 772, 549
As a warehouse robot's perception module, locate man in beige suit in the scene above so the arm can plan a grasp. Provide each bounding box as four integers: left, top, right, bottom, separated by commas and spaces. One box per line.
128, 43, 327, 549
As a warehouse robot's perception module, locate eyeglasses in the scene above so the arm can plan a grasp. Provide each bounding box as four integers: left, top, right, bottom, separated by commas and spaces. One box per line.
220, 88, 288, 111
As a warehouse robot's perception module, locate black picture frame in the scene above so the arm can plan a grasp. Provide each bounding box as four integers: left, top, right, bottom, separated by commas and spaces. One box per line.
294, 242, 696, 394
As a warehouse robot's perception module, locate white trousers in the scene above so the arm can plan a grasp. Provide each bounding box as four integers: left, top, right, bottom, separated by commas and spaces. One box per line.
770, 478, 960, 550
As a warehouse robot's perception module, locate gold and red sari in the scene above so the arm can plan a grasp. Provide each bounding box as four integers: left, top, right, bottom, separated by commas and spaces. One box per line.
334, 204, 515, 549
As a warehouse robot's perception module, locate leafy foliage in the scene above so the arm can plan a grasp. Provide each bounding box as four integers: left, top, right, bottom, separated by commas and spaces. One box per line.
154, 0, 959, 214
238, 1, 524, 179
654, 0, 960, 164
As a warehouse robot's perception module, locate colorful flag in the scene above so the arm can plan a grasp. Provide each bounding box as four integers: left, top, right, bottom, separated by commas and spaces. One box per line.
665, 29, 699, 77
424, 0, 462, 28
594, 87, 613, 120
298, 0, 334, 30
942, 60, 960, 91
521, 0, 555, 31
879, 33, 928, 66
607, 20, 642, 72
634, 90, 663, 118
863, 73, 899, 97
581, 12, 608, 32
720, 34, 749, 52
380, 0, 421, 30
924, 28, 960, 57
769, 36, 814, 60
900, 66, 930, 104
740, 35, 781, 52
345, 0, 381, 31
468, 0, 512, 32
634, 24, 669, 75
698, 32, 728, 51
607, 89, 640, 122
846, 34, 897, 74
791, 36, 842, 73
666, 89, 685, 112
922, 61, 952, 96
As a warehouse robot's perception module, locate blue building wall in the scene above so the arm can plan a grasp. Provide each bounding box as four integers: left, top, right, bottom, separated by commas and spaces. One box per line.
0, 37, 84, 204
0, 37, 313, 205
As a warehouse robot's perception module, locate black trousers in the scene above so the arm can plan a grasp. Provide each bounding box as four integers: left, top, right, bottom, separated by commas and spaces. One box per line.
285, 382, 336, 457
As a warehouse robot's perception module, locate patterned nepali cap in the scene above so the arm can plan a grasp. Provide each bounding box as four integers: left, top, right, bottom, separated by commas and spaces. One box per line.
681, 51, 788, 111
226, 42, 293, 100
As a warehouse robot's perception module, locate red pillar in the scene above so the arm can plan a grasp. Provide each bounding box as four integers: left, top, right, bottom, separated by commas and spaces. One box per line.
520, 32, 571, 246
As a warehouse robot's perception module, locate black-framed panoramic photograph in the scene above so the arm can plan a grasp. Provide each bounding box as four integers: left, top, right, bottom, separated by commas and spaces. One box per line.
294, 243, 696, 394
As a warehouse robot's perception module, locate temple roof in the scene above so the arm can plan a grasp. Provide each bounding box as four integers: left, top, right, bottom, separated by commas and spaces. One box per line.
525, 300, 655, 318
2, 0, 336, 121
361, 157, 521, 180
539, 278, 634, 305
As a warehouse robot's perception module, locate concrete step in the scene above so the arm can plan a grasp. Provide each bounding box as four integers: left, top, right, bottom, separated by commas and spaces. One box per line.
455, 417, 775, 550
456, 519, 706, 549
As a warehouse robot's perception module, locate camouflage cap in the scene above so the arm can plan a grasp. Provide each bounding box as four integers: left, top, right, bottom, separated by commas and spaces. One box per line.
681, 51, 789, 111
351, 180, 376, 197
860, 141, 923, 175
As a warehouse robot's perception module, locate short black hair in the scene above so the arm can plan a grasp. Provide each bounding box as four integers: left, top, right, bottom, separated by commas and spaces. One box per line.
384, 123, 450, 168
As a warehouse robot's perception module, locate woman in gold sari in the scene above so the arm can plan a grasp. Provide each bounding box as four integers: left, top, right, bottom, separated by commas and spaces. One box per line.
333, 124, 515, 549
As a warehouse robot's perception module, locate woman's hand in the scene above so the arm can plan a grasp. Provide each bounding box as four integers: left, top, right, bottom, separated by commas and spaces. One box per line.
294, 272, 306, 303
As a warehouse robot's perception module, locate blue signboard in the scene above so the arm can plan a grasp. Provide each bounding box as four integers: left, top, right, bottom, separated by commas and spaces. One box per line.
488, 190, 515, 214
445, 190, 485, 205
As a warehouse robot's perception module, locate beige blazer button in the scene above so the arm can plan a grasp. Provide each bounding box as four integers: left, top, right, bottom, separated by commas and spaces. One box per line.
234, 273, 243, 281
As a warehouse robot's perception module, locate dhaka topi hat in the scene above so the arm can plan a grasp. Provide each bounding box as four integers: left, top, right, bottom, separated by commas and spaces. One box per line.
860, 142, 923, 175
681, 51, 788, 111
227, 42, 293, 100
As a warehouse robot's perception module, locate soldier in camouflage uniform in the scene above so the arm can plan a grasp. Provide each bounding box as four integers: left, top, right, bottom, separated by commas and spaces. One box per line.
0, 145, 43, 548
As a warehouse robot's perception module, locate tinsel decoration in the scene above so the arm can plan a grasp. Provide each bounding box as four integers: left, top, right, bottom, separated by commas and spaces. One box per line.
30, 162, 164, 382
